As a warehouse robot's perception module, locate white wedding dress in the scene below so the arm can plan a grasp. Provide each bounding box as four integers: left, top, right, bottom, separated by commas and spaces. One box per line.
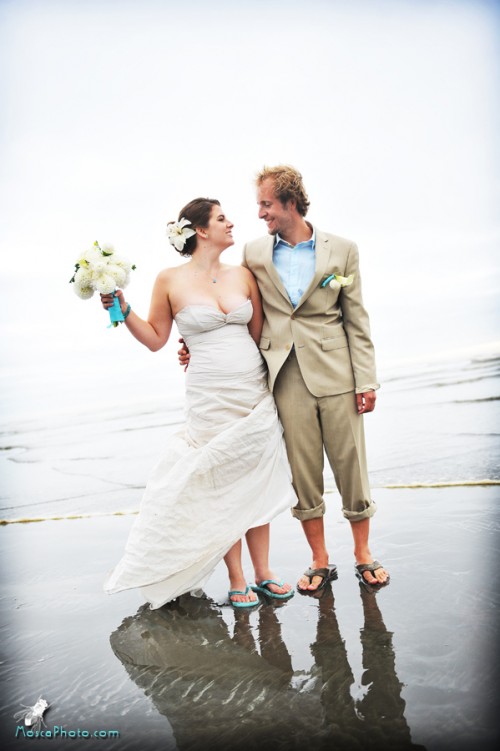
104, 300, 296, 609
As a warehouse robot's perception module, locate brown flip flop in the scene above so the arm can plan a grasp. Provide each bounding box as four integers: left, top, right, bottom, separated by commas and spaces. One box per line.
297, 564, 338, 593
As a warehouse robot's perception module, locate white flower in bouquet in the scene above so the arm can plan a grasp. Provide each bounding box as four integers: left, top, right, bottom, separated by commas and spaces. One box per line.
104, 263, 128, 288
69, 241, 136, 300
76, 245, 101, 268
94, 273, 118, 295
73, 267, 94, 299
90, 260, 109, 276
112, 256, 133, 270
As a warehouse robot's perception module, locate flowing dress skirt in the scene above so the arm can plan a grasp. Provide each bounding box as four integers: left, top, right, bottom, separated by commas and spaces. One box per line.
104, 302, 296, 608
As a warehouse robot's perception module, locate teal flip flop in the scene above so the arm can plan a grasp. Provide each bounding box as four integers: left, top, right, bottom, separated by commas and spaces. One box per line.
228, 585, 260, 608
250, 579, 294, 600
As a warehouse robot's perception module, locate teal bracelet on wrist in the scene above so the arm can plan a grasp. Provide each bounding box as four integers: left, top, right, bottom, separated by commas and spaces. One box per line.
123, 303, 131, 320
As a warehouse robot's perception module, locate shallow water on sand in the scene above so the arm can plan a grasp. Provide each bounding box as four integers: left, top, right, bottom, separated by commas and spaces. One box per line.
1, 349, 499, 750
366, 352, 500, 487
1, 487, 499, 751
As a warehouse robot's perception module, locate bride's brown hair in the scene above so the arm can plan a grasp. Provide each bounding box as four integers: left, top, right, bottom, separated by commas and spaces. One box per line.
168, 197, 220, 258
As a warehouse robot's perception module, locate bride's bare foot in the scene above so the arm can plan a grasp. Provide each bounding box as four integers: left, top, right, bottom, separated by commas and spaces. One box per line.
228, 579, 258, 605
253, 569, 292, 596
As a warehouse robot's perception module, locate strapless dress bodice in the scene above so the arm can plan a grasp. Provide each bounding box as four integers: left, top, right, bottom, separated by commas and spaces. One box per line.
175, 300, 252, 340
175, 300, 261, 379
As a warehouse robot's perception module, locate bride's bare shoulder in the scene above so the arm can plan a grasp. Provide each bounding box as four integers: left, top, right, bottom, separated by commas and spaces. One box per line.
222, 263, 250, 277
233, 264, 257, 284
155, 264, 189, 284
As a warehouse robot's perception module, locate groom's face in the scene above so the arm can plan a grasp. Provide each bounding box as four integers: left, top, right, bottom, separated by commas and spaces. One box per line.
257, 178, 295, 237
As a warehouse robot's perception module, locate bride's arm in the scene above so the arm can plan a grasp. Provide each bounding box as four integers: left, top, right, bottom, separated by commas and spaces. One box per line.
243, 268, 264, 345
101, 270, 173, 352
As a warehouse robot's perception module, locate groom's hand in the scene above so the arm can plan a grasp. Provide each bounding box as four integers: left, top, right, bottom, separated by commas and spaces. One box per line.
356, 391, 376, 414
178, 338, 190, 372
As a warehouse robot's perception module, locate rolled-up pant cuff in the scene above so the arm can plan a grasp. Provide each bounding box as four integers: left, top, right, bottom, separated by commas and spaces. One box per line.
342, 501, 377, 522
291, 500, 326, 521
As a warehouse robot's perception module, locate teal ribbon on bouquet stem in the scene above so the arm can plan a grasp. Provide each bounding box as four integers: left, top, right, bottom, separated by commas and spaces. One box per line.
107, 293, 124, 328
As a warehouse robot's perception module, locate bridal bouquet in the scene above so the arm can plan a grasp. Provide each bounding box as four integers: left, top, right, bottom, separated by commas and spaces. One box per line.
69, 241, 136, 326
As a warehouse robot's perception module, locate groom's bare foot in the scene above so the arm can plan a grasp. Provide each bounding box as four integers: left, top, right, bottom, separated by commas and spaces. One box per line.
297, 573, 323, 591
355, 558, 389, 585
353, 529, 389, 585
297, 558, 330, 591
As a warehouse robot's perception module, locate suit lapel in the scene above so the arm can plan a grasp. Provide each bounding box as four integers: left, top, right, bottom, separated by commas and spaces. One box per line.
294, 230, 331, 311
262, 236, 292, 306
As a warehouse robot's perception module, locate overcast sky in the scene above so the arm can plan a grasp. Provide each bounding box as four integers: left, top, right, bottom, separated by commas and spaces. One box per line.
0, 0, 498, 407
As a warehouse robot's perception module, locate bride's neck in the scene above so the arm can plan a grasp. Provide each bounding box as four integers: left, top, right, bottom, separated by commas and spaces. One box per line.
190, 247, 222, 274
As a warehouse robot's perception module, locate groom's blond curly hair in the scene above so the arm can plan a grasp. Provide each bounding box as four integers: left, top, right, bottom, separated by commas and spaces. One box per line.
255, 165, 310, 217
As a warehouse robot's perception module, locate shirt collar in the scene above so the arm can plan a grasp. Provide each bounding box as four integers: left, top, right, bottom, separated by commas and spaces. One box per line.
275, 223, 315, 249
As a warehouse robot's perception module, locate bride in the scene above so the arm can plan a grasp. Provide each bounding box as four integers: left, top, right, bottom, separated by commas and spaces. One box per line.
100, 198, 296, 609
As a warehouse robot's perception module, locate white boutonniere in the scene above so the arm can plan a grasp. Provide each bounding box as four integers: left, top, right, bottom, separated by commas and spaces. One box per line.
320, 273, 354, 291
166, 218, 196, 251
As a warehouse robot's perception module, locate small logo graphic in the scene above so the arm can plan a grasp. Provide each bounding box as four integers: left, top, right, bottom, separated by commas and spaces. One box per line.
13, 697, 50, 732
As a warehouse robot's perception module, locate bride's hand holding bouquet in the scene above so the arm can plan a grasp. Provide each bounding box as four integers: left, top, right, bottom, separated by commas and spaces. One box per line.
69, 241, 135, 327
100, 287, 127, 319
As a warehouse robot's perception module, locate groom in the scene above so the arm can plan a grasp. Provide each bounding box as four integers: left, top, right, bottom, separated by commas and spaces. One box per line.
243, 165, 388, 591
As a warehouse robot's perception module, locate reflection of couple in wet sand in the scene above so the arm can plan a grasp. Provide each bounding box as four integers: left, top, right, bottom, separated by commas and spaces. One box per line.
102, 164, 389, 610
110, 587, 423, 750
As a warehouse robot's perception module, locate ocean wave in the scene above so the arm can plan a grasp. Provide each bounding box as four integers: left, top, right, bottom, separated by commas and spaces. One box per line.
3, 480, 499, 525
452, 396, 500, 403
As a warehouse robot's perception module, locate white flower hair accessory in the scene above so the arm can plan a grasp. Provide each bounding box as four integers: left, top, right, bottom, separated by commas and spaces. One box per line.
167, 218, 196, 251
320, 273, 354, 291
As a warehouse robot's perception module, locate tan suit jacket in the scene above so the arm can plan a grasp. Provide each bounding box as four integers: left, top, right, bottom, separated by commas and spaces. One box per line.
243, 229, 379, 397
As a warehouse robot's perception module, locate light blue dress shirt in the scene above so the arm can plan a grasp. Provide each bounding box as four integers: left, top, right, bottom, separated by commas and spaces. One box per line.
273, 228, 316, 308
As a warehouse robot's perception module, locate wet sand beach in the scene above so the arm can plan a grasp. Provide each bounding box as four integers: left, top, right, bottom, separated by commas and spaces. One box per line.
1, 350, 499, 750
1, 484, 499, 751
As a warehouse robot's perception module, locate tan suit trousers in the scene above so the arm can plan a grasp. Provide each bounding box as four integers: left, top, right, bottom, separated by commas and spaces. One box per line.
273, 350, 376, 522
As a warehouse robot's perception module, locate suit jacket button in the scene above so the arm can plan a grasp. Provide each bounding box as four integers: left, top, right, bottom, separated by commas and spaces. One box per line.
291, 314, 295, 319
